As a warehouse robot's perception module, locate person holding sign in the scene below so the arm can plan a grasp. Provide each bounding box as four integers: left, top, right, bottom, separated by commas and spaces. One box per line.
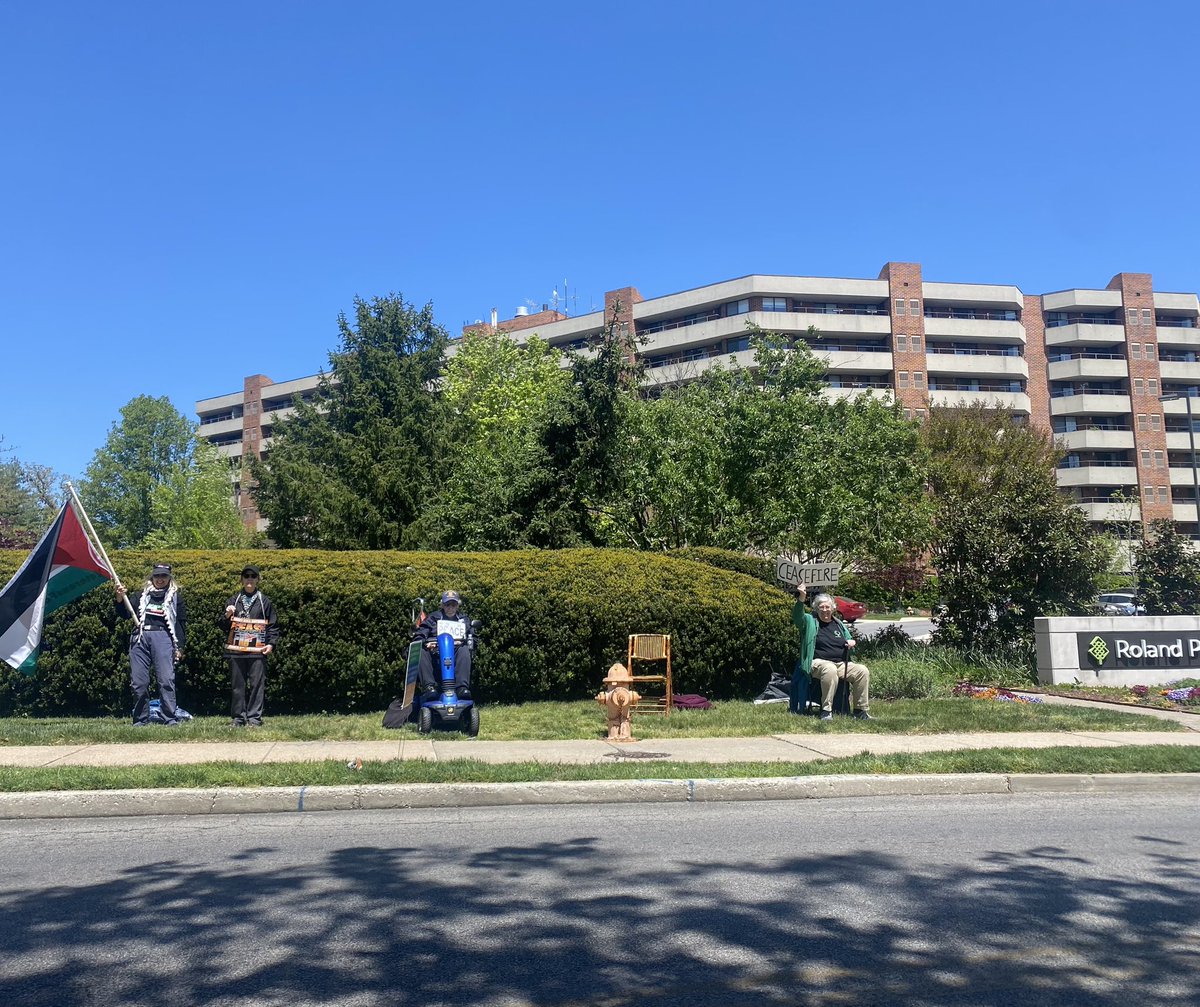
415, 589, 474, 700
218, 565, 279, 727
790, 584, 873, 722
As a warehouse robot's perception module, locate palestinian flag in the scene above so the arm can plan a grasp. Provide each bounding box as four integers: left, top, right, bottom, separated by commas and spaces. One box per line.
0, 503, 111, 673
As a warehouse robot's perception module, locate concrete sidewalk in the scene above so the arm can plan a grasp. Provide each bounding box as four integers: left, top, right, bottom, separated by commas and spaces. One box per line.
0, 691, 1194, 769
0, 695, 1195, 820
0, 728, 1197, 769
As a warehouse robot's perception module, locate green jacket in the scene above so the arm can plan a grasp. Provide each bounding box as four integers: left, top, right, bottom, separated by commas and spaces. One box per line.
792, 600, 853, 675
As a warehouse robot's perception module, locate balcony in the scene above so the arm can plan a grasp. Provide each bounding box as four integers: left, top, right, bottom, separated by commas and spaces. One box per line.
1046, 356, 1128, 382
810, 347, 894, 374
214, 442, 243, 460
926, 353, 1027, 379
922, 316, 1026, 342
197, 416, 242, 439
1049, 393, 1132, 416
1158, 360, 1200, 381
640, 348, 750, 387
1169, 467, 1200, 485
928, 389, 1030, 413
1074, 501, 1141, 522
822, 386, 894, 403
1055, 429, 1135, 451
1166, 431, 1200, 450
790, 310, 892, 338
1156, 326, 1200, 350
1043, 323, 1127, 348
1055, 466, 1138, 488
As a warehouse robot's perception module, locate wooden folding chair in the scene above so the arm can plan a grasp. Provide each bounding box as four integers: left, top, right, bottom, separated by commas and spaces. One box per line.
627, 634, 672, 715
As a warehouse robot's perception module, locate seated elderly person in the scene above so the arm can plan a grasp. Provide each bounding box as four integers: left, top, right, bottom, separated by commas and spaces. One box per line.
415, 590, 475, 700
790, 584, 873, 722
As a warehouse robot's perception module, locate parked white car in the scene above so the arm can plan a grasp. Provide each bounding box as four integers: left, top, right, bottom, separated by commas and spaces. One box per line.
1097, 592, 1145, 616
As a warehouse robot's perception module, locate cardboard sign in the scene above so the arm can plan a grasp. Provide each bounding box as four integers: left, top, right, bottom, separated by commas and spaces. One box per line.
226, 617, 268, 654
775, 559, 841, 588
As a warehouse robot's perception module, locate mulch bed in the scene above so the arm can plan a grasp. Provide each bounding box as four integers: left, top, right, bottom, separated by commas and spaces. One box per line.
1017, 684, 1200, 715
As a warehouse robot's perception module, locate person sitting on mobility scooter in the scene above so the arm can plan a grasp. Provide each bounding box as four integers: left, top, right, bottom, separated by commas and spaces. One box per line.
414, 590, 480, 735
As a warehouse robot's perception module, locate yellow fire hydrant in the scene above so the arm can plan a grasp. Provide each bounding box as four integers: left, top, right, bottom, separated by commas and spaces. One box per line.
596, 662, 641, 742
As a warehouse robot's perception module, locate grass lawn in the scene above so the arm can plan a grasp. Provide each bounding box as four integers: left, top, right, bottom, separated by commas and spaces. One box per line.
0, 745, 1195, 793
0, 697, 1175, 746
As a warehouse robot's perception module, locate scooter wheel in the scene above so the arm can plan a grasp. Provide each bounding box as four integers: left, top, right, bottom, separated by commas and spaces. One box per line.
418, 707, 433, 734
465, 705, 480, 738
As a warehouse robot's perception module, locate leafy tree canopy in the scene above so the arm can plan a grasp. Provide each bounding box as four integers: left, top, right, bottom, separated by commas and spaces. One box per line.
1134, 519, 1200, 615
251, 295, 448, 548
0, 438, 63, 549
924, 403, 1111, 651
80, 396, 194, 548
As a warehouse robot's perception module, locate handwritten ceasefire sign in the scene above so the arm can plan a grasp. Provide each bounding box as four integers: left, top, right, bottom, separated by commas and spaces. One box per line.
775, 559, 841, 588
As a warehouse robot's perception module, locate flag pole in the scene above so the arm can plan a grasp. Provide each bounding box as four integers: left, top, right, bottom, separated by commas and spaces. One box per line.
64, 480, 135, 619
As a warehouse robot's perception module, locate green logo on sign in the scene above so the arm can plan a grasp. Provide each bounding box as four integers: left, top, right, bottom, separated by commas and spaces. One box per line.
1087, 636, 1110, 664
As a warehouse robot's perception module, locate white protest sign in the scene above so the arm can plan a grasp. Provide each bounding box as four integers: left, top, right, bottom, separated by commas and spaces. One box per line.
775, 558, 841, 588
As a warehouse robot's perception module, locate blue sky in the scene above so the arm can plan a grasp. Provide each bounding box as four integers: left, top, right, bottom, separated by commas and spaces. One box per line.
2, 0, 1198, 480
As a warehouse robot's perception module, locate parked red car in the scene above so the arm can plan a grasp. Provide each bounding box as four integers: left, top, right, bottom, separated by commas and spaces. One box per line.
835, 596, 867, 623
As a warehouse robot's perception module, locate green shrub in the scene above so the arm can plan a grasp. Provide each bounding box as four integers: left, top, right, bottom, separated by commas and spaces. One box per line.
0, 549, 800, 716
670, 548, 776, 586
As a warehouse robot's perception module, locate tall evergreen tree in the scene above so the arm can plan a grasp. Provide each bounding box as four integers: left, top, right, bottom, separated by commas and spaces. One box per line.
251, 295, 448, 548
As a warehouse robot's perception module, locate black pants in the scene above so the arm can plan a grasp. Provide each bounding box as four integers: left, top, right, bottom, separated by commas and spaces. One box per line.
230, 655, 266, 725
418, 644, 472, 693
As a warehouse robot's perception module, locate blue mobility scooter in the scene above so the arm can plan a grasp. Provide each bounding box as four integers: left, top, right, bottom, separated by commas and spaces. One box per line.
412, 598, 481, 736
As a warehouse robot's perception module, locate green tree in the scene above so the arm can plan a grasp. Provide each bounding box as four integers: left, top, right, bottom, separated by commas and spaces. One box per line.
607, 327, 931, 563
1134, 519, 1200, 614
80, 396, 193, 548
141, 439, 256, 549
924, 404, 1111, 651
251, 294, 448, 548
418, 331, 571, 549
0, 440, 61, 549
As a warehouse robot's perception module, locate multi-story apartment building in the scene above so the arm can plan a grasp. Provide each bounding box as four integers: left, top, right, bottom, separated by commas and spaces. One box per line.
196, 262, 1200, 539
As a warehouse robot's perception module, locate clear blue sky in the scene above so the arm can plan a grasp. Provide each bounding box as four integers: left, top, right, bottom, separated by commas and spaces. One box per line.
2, 0, 1198, 481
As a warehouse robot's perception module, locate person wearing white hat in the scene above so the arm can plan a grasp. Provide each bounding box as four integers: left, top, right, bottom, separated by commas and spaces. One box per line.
115, 562, 186, 727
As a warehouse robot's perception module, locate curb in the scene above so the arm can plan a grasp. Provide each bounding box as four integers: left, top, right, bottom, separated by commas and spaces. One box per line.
0, 772, 1197, 820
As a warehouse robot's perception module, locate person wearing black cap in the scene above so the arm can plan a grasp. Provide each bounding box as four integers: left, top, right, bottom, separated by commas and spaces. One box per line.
218, 565, 279, 727
115, 563, 187, 727
414, 589, 475, 700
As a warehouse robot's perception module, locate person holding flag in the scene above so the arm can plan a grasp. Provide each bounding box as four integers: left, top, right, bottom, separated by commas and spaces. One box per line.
115, 563, 187, 727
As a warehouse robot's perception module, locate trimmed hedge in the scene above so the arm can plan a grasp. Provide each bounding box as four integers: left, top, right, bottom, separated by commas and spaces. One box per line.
0, 549, 799, 717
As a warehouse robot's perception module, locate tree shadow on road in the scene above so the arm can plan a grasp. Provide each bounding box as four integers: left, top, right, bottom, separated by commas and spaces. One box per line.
1, 823, 1198, 1005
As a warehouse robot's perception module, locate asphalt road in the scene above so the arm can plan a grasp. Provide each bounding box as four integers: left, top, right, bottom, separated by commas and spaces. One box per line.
1, 794, 1197, 1006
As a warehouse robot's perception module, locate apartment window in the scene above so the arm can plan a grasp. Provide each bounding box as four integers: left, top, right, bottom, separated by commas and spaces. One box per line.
726, 335, 750, 353
913, 372, 926, 389
1154, 450, 1165, 468
904, 408, 913, 420
1128, 308, 1140, 325
895, 335, 908, 352
1142, 308, 1153, 324
1158, 486, 1170, 504
1145, 343, 1156, 360
911, 334, 922, 353
1151, 414, 1162, 432
1131, 343, 1142, 360
909, 299, 920, 314
895, 299, 907, 316
1137, 413, 1148, 431
726, 299, 749, 316
1148, 378, 1159, 396
915, 408, 927, 419
1134, 378, 1145, 395
1144, 486, 1155, 501
762, 297, 787, 312
898, 371, 910, 388
1141, 450, 1152, 466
